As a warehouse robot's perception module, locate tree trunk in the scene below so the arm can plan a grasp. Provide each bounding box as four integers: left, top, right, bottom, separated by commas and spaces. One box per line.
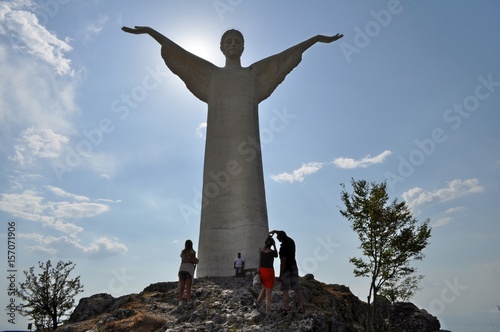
370, 279, 377, 332
52, 313, 58, 330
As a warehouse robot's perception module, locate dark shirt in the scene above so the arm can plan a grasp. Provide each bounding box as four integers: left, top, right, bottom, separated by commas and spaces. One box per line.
279, 237, 297, 272
260, 250, 276, 268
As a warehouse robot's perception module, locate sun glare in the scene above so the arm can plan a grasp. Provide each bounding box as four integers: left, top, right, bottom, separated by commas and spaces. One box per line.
181, 37, 221, 64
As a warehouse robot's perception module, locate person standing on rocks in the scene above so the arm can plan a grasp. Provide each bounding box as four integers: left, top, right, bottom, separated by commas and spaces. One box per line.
178, 239, 199, 305
269, 230, 304, 314
234, 252, 245, 276
254, 236, 278, 315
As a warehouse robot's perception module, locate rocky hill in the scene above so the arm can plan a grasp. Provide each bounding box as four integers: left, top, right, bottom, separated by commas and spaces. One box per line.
58, 274, 449, 332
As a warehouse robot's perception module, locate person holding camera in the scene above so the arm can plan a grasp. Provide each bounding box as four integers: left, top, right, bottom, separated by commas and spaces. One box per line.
269, 230, 304, 315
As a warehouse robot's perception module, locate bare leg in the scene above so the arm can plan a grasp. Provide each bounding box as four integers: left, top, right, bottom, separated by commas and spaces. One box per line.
185, 278, 193, 302
178, 279, 185, 303
265, 288, 273, 314
294, 288, 304, 310
257, 287, 265, 304
282, 289, 290, 311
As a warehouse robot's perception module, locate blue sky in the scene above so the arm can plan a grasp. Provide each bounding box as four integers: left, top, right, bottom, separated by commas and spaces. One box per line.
0, 1, 499, 331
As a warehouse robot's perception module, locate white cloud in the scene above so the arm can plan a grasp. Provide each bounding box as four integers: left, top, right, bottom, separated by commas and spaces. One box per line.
270, 162, 324, 183
85, 237, 128, 257
196, 122, 207, 138
0, 1, 73, 75
0, 188, 108, 237
46, 185, 89, 201
0, 190, 82, 236
403, 178, 484, 211
0, 55, 78, 134
20, 233, 128, 258
1, 186, 126, 257
88, 153, 120, 180
79, 15, 108, 41
9, 127, 69, 166
444, 206, 465, 214
332, 150, 392, 169
50, 219, 84, 236
7, 170, 43, 191
50, 201, 108, 219
0, 189, 46, 216
273, 150, 392, 184
98, 198, 122, 204
431, 206, 465, 227
0, 1, 79, 149
432, 217, 452, 228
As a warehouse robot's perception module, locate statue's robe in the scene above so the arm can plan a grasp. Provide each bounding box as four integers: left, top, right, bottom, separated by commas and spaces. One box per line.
161, 42, 303, 276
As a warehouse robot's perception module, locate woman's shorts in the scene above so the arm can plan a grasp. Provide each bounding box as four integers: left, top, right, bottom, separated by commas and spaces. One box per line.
178, 271, 192, 281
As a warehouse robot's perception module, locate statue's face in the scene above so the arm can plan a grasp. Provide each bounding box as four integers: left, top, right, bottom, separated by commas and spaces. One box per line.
220, 31, 244, 59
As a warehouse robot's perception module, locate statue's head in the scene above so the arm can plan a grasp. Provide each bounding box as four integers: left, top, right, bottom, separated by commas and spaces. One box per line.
220, 29, 244, 58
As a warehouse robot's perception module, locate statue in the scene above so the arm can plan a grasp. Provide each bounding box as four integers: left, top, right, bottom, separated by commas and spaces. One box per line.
122, 26, 343, 277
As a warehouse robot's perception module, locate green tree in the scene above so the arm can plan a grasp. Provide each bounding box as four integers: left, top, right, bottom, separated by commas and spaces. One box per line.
339, 179, 431, 327
378, 274, 424, 303
13, 260, 84, 330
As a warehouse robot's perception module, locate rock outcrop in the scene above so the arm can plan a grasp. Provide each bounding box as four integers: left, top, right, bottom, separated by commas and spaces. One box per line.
58, 274, 446, 332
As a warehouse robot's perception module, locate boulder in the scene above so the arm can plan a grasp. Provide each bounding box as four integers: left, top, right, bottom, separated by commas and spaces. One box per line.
66, 293, 115, 324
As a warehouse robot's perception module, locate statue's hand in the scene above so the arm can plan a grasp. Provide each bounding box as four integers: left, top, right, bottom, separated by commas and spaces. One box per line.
317, 34, 344, 43
121, 26, 151, 34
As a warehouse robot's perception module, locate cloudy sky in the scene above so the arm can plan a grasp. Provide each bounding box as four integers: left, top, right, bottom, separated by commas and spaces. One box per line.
1, 1, 499, 331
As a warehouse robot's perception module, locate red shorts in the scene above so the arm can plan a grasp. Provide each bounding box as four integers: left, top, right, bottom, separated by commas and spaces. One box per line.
259, 267, 275, 289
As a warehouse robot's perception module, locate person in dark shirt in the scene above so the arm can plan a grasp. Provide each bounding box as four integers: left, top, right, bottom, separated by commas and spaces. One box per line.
269, 230, 304, 314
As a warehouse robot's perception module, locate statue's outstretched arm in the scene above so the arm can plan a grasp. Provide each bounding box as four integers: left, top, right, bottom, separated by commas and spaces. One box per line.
122, 26, 215, 102
286, 33, 344, 55
251, 33, 343, 102
122, 26, 179, 47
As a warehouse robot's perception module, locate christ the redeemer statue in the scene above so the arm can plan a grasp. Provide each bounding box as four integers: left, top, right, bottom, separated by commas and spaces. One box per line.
122, 26, 343, 277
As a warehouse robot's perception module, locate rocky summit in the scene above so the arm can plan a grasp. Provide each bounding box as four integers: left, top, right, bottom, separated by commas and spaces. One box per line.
58, 274, 449, 332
